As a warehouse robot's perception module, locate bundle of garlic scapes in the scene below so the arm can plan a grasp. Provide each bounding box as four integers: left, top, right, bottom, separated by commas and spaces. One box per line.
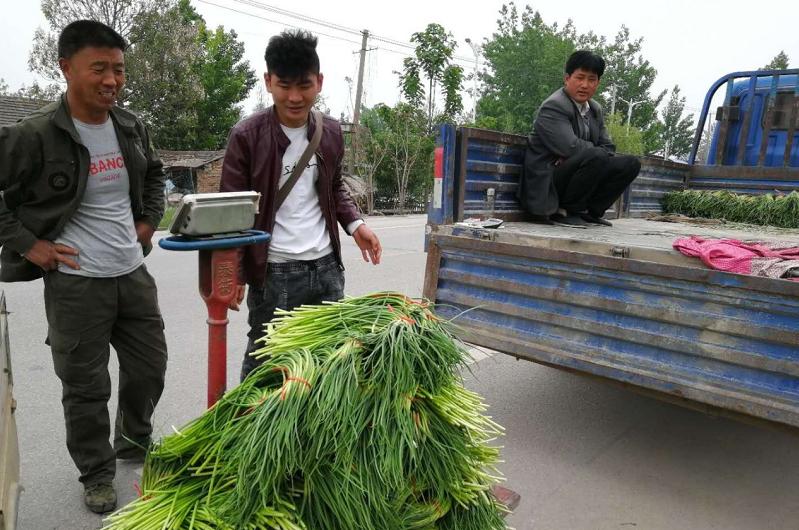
105, 292, 508, 530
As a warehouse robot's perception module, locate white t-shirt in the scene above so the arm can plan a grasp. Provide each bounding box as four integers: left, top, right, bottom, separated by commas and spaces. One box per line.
55, 117, 143, 277
268, 124, 333, 262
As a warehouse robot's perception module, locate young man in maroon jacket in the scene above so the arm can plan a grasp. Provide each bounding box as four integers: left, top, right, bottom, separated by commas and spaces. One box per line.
220, 30, 382, 380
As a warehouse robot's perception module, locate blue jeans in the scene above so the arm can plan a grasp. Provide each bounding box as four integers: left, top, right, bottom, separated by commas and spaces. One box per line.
241, 253, 344, 380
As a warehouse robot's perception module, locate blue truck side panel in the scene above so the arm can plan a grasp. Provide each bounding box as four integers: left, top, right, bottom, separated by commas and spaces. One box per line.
427, 233, 799, 426
457, 128, 528, 221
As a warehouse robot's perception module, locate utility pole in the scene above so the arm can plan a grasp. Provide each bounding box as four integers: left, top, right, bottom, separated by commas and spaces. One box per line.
465, 38, 481, 123
352, 30, 369, 130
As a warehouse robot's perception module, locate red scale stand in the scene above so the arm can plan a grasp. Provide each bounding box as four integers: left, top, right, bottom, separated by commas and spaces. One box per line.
159, 230, 270, 407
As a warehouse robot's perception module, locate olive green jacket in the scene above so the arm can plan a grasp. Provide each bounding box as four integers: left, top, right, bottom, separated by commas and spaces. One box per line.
0, 95, 165, 281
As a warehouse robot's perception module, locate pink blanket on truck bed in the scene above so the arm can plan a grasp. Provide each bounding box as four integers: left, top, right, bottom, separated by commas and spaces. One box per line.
673, 236, 799, 281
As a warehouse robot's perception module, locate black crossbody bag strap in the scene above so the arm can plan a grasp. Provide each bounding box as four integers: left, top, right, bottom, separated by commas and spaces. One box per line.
275, 109, 323, 210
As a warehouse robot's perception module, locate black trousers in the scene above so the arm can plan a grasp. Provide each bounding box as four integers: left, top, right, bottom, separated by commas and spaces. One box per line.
553, 147, 641, 217
241, 253, 344, 381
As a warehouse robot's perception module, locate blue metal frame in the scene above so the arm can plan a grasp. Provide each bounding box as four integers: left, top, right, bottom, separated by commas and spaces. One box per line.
689, 69, 799, 165
427, 124, 457, 227
159, 230, 270, 251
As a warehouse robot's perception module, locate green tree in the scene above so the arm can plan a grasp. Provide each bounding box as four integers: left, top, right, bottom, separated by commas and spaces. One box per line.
589, 26, 665, 154
190, 0, 256, 149
0, 77, 62, 101
763, 51, 790, 70
658, 85, 695, 159
122, 2, 204, 149
352, 107, 390, 214
605, 113, 644, 156
399, 23, 463, 130
28, 0, 255, 150
362, 104, 434, 213
477, 3, 574, 133
28, 0, 159, 82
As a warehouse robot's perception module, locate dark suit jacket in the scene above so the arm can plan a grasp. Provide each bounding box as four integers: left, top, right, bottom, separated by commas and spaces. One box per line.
518, 88, 616, 216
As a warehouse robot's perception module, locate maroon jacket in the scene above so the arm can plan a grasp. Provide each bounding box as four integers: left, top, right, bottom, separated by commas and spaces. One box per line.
220, 106, 361, 287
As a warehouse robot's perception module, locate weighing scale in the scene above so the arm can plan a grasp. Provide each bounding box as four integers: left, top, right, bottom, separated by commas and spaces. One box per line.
159, 191, 270, 406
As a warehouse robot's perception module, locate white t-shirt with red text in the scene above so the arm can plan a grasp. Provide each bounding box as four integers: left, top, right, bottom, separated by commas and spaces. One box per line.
55, 117, 143, 276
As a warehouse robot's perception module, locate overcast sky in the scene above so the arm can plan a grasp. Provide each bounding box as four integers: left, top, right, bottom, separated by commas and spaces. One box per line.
1, 0, 797, 124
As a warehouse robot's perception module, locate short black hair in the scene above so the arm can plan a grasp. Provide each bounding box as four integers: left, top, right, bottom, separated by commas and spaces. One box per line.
565, 50, 606, 78
58, 20, 127, 59
264, 30, 320, 80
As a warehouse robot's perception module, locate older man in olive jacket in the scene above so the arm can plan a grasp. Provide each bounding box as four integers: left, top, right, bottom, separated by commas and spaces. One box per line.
0, 21, 167, 514
518, 50, 640, 227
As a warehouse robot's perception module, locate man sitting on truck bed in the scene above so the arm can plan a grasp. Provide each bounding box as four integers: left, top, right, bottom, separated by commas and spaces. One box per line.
518, 50, 640, 227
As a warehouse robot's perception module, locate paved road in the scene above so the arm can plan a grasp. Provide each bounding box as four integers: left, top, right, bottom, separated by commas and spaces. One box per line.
6, 214, 799, 529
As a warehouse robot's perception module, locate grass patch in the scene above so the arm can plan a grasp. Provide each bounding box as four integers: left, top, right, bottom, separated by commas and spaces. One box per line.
158, 205, 177, 231
662, 190, 799, 229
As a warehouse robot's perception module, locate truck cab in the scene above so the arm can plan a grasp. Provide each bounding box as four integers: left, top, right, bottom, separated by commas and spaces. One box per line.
705, 71, 798, 167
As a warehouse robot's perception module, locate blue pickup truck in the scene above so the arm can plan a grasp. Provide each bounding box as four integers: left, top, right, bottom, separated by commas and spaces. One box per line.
423, 70, 799, 428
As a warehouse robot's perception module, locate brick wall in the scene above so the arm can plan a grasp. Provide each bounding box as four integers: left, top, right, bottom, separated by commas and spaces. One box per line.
196, 158, 224, 193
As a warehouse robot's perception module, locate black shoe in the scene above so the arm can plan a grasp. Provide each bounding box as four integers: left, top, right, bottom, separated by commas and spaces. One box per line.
529, 214, 555, 225
84, 482, 117, 514
550, 213, 591, 228
580, 213, 613, 226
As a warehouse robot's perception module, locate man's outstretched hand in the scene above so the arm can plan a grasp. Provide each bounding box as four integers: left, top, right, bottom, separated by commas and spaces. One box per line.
229, 284, 246, 311
353, 224, 382, 265
24, 240, 80, 271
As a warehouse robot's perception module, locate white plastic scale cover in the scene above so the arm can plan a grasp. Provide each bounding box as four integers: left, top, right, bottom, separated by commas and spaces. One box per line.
168, 191, 261, 237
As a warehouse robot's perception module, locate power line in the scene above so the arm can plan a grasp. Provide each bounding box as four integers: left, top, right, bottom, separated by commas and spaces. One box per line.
230, 0, 362, 37
226, 0, 478, 65
196, 0, 364, 46
198, 0, 478, 74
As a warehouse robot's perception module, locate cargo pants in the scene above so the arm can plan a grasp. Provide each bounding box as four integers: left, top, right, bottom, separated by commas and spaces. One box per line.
43, 265, 167, 486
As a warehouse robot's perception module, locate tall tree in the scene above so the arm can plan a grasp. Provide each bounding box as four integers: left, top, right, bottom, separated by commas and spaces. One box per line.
27, 0, 255, 149
352, 106, 390, 214
587, 25, 665, 154
122, 2, 204, 149
763, 51, 790, 70
477, 4, 574, 133
658, 85, 695, 160
399, 23, 463, 130
364, 103, 434, 213
184, 0, 256, 149
28, 0, 159, 82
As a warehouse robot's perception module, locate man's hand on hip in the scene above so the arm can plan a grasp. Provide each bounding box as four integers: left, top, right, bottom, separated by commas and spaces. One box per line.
24, 240, 80, 271
135, 221, 156, 246
353, 224, 382, 265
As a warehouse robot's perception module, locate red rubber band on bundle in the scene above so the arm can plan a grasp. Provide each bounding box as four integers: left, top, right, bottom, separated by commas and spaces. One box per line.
280, 376, 312, 400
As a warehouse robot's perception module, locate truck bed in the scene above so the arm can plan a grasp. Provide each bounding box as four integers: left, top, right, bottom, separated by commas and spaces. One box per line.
425, 218, 799, 428
464, 217, 799, 269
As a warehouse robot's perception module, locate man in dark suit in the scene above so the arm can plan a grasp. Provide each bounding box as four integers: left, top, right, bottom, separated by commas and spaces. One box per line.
518, 50, 640, 227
